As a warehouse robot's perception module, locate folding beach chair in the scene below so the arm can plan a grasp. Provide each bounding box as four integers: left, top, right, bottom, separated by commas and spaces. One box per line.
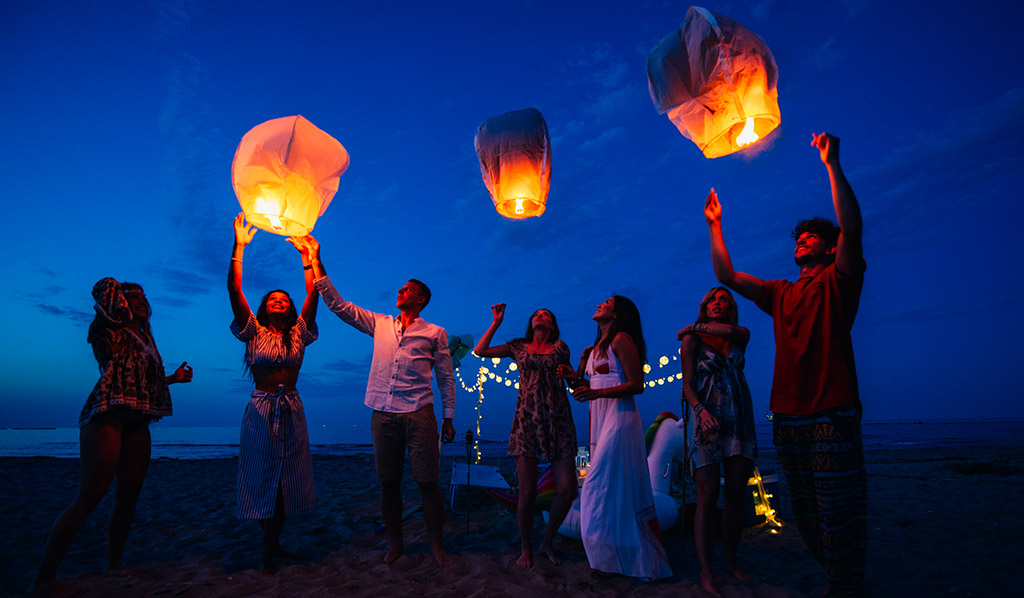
449, 461, 511, 514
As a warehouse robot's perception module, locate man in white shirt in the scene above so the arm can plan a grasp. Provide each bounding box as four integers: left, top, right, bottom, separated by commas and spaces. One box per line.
305, 237, 456, 567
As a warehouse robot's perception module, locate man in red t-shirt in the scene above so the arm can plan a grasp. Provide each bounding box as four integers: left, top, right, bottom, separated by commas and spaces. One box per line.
703, 132, 866, 597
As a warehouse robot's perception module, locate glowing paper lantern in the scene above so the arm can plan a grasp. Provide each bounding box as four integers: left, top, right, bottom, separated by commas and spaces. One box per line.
646, 6, 780, 158
475, 107, 551, 219
232, 115, 349, 236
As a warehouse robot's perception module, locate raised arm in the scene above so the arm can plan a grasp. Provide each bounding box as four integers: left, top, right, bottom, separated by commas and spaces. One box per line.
704, 188, 766, 303
473, 303, 511, 359
308, 236, 378, 336
228, 213, 257, 325
287, 235, 319, 327
812, 132, 863, 276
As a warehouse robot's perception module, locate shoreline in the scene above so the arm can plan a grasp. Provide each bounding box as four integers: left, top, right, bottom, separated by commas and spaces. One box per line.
3, 445, 1022, 596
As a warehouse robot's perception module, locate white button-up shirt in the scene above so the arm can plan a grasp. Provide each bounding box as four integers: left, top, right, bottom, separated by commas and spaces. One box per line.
315, 276, 456, 419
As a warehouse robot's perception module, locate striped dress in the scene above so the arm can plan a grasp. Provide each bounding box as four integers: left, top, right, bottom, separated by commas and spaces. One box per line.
231, 313, 317, 519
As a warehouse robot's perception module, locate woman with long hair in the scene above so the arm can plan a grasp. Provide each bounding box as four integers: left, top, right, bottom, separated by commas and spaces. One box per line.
678, 286, 757, 597
474, 304, 577, 567
559, 295, 671, 580
228, 213, 319, 573
34, 278, 192, 594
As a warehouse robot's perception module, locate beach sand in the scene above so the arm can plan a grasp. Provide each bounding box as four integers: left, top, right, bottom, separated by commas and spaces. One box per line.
2, 445, 1022, 597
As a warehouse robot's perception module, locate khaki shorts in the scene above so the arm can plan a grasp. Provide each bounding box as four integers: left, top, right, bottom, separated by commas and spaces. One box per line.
371, 405, 440, 483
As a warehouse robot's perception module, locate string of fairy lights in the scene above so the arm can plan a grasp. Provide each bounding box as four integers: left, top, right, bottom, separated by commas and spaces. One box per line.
454, 348, 684, 463
454, 348, 783, 531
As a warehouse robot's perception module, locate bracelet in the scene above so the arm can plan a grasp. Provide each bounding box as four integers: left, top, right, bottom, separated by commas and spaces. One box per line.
303, 264, 313, 270
691, 403, 704, 415
231, 257, 242, 263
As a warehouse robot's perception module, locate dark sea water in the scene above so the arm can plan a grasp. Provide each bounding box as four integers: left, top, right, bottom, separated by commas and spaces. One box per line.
2, 419, 1021, 460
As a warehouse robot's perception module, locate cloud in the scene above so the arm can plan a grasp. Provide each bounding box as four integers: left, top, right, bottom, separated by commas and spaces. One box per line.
34, 303, 93, 325
812, 36, 842, 70
853, 86, 1024, 201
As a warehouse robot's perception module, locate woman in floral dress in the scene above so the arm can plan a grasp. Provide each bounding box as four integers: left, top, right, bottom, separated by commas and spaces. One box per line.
475, 303, 577, 568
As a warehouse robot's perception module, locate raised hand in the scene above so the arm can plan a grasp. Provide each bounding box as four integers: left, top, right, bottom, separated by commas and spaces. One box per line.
286, 235, 311, 259
172, 361, 193, 384
703, 188, 721, 226
811, 132, 840, 167
491, 303, 506, 324
234, 213, 257, 247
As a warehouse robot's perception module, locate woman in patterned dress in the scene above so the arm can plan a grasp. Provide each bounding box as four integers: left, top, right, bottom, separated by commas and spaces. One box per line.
678, 286, 758, 597
474, 304, 577, 568
228, 213, 319, 573
34, 278, 192, 594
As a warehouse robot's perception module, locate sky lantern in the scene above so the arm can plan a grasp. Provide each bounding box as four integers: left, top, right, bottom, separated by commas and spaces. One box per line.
231, 115, 349, 236
475, 107, 551, 219
646, 6, 780, 158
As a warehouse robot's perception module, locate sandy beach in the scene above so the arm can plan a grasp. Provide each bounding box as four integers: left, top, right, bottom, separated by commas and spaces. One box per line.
2, 445, 1022, 597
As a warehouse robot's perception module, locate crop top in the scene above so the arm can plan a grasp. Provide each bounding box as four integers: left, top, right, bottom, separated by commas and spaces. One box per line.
231, 313, 318, 367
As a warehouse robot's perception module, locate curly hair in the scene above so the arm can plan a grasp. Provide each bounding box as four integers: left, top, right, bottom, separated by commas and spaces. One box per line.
791, 217, 840, 247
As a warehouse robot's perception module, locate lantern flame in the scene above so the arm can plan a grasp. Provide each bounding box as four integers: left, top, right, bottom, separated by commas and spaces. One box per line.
514, 197, 525, 215
255, 196, 285, 232
736, 117, 759, 147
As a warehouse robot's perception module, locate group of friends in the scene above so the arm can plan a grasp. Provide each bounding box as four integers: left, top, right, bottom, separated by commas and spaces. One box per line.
33, 132, 867, 597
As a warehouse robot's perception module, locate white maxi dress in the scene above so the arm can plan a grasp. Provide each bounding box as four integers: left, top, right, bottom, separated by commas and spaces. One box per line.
580, 348, 672, 579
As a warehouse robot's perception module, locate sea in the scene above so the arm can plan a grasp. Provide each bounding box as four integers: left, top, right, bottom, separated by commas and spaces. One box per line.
2, 420, 1022, 460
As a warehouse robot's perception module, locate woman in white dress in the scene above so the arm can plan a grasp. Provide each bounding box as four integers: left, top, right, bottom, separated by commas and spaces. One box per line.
559, 295, 672, 580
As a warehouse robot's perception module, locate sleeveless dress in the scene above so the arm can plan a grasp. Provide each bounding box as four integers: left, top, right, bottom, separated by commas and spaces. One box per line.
691, 337, 758, 471
580, 348, 672, 580
506, 339, 577, 460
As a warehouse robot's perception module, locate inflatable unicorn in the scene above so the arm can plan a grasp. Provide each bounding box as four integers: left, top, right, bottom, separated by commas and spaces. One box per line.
538, 411, 689, 540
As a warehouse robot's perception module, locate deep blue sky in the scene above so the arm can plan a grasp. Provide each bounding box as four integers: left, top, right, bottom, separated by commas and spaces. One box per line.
3, 0, 1023, 444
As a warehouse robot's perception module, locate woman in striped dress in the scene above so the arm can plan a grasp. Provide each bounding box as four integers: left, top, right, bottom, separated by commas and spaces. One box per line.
228, 213, 319, 573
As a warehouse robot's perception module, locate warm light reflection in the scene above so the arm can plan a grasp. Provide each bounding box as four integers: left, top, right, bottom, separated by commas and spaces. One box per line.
255, 196, 284, 231
736, 117, 759, 147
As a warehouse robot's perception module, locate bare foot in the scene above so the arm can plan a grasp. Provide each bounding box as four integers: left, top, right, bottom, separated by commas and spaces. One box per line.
384, 547, 404, 565
516, 550, 533, 568
432, 546, 454, 568
31, 578, 87, 597
539, 542, 562, 566
104, 563, 129, 575
729, 564, 752, 582
273, 544, 303, 561
699, 572, 722, 597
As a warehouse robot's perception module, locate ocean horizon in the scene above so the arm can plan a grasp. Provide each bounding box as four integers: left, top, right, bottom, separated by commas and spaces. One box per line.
3, 419, 1022, 460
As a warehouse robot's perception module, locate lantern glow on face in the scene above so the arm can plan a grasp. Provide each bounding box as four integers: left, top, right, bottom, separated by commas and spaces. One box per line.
475, 107, 551, 219
232, 115, 349, 236
647, 6, 780, 158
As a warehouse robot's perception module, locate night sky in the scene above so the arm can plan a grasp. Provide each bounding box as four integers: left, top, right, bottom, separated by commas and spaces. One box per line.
4, 0, 1023, 444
